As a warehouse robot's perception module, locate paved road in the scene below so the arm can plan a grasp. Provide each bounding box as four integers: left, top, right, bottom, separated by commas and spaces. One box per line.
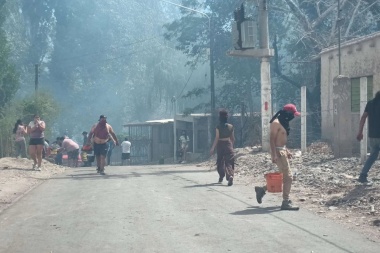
0, 165, 379, 253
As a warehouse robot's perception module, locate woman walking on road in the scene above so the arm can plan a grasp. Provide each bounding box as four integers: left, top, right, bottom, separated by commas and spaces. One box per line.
210, 109, 235, 186
13, 119, 27, 158
27, 115, 46, 171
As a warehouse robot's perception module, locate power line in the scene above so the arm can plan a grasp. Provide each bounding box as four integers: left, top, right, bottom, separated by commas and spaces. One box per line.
52, 35, 163, 64
177, 54, 201, 98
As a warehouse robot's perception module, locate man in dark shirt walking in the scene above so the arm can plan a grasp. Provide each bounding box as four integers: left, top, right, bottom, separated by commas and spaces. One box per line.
357, 91, 380, 184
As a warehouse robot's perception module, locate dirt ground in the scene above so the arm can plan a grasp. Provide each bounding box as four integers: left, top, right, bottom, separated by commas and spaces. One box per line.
0, 157, 65, 212
1, 143, 380, 242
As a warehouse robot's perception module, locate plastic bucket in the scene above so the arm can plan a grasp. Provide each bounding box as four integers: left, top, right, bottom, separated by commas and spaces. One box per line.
265, 172, 283, 193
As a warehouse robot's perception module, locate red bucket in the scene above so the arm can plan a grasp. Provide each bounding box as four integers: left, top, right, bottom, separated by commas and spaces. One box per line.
265, 172, 283, 193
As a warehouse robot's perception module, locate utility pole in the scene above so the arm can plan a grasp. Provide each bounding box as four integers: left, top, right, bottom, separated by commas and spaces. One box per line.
160, 0, 215, 115
258, 0, 271, 152
35, 64, 39, 94
210, 17, 216, 131
229, 0, 273, 152
337, 0, 342, 75
160, 0, 216, 147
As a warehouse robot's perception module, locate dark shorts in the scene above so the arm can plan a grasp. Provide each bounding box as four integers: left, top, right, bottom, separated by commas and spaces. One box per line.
29, 138, 45, 146
94, 143, 108, 157
122, 153, 130, 160
68, 149, 79, 160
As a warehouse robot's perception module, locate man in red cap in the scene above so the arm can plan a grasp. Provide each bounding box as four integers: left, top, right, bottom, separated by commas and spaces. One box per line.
255, 104, 301, 210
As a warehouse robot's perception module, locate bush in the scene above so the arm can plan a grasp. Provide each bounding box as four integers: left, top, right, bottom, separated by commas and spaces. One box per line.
0, 92, 59, 158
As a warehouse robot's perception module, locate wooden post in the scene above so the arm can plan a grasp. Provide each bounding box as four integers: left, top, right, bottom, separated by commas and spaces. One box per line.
35, 64, 39, 93
301, 86, 307, 153
173, 97, 177, 162
193, 119, 196, 154
360, 77, 368, 164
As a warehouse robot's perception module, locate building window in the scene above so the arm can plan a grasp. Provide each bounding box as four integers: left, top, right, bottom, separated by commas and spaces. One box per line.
351, 76, 373, 112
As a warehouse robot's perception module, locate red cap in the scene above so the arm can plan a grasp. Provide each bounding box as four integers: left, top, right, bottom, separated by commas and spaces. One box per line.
283, 104, 300, 116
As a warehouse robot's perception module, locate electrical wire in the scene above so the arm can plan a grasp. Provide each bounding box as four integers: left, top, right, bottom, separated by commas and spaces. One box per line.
177, 54, 201, 98
51, 35, 163, 64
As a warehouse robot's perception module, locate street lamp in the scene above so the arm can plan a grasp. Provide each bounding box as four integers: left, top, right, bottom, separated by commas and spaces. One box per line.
160, 0, 215, 115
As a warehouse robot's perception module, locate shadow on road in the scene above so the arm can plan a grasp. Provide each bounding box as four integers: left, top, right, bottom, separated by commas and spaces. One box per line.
184, 183, 225, 188
231, 206, 281, 215
51, 168, 208, 181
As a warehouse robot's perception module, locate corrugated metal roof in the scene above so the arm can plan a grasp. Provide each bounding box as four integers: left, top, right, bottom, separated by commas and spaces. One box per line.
123, 119, 173, 127
146, 119, 174, 124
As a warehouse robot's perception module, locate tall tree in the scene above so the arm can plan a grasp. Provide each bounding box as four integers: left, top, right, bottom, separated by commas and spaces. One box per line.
164, 0, 261, 115
0, 0, 19, 113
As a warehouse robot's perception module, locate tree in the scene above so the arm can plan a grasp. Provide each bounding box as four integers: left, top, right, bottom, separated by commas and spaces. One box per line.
164, 0, 261, 116
0, 0, 19, 113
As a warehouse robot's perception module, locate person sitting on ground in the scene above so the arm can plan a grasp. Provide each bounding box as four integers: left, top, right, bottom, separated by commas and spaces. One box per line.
254, 104, 300, 211
43, 139, 51, 159
82, 131, 88, 147
51, 138, 62, 165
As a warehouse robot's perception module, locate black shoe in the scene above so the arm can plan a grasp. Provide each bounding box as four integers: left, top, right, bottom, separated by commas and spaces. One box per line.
255, 186, 266, 204
357, 177, 373, 185
228, 177, 233, 186
281, 200, 299, 211
96, 167, 100, 173
218, 177, 223, 183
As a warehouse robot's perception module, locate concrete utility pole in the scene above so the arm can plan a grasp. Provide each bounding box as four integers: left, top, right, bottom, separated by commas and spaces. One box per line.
258, 0, 272, 152
229, 0, 274, 152
301, 86, 307, 152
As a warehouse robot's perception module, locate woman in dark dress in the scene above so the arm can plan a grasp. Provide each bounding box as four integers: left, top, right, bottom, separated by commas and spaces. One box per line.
210, 109, 235, 186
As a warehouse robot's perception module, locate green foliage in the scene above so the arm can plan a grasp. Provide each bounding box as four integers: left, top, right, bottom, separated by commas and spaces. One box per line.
0, 0, 19, 111
0, 92, 59, 157
182, 87, 208, 99
2, 0, 379, 152
20, 92, 59, 125
164, 0, 261, 115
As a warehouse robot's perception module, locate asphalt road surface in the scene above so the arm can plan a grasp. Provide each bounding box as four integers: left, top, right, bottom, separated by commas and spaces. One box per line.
0, 165, 379, 253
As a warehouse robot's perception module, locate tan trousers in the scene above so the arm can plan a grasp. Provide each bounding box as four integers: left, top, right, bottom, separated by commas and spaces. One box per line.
275, 150, 293, 200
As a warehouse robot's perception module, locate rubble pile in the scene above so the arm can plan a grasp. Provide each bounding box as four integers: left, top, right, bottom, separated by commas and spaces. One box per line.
230, 142, 380, 239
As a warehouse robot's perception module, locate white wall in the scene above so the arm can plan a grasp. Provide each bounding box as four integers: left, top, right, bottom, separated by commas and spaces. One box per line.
320, 33, 380, 149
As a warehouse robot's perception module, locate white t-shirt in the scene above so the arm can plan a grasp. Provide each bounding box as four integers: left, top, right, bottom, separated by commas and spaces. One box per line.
179, 135, 189, 144
121, 141, 131, 153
